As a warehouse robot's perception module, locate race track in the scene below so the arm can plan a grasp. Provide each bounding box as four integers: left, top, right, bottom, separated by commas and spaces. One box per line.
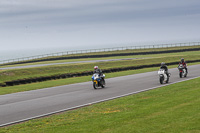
0, 58, 148, 70
0, 64, 200, 126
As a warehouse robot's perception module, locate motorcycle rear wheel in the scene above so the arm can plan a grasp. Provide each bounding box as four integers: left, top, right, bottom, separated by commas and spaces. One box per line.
184, 72, 187, 77
101, 79, 105, 88
166, 76, 169, 83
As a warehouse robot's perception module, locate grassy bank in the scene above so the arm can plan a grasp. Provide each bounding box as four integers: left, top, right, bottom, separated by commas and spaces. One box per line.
2, 45, 200, 67
1, 46, 200, 68
0, 51, 200, 83
1, 77, 199, 133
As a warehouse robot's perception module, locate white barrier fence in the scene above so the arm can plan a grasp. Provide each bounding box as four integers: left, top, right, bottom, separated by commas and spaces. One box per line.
0, 42, 200, 65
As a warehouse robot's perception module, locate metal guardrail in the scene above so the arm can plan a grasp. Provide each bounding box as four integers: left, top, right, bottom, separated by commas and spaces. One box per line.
0, 42, 200, 65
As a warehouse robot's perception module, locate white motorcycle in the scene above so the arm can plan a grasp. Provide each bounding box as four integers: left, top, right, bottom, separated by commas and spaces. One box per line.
178, 64, 187, 78
91, 73, 106, 89
158, 69, 170, 84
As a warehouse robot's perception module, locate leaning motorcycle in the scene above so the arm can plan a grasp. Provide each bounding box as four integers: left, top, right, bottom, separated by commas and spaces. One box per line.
158, 69, 170, 84
91, 73, 105, 89
178, 64, 187, 78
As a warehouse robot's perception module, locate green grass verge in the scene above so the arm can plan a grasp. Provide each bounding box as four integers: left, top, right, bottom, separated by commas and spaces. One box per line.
0, 62, 199, 95
1, 76, 199, 132
1, 47, 200, 68
0, 51, 200, 83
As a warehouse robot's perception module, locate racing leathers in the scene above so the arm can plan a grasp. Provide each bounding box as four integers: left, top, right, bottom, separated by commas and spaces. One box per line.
179, 61, 188, 73
93, 68, 103, 76
160, 65, 169, 77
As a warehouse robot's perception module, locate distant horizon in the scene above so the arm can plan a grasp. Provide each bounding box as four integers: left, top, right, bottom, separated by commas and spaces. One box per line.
1, 39, 200, 52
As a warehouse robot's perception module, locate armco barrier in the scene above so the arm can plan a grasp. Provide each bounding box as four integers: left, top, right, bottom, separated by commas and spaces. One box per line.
1, 46, 200, 66
1, 59, 200, 87
1, 42, 200, 65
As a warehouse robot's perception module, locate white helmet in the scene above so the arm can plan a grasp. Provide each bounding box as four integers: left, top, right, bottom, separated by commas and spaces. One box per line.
161, 62, 165, 66
94, 66, 98, 69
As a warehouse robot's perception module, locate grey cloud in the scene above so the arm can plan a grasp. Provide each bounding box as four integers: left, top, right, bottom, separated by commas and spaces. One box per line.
0, 0, 200, 51
1, 0, 200, 28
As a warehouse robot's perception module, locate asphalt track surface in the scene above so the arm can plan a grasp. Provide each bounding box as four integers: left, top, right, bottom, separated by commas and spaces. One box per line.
0, 64, 200, 127
0, 58, 147, 70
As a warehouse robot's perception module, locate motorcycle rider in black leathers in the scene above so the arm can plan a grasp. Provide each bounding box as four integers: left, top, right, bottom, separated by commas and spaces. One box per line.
93, 66, 102, 76
179, 58, 188, 73
160, 62, 169, 77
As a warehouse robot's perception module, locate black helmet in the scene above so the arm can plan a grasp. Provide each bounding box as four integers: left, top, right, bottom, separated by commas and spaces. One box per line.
181, 58, 184, 62
161, 62, 165, 66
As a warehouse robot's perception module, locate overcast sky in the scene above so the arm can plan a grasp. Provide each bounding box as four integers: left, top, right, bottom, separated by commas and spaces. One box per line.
1, 0, 200, 51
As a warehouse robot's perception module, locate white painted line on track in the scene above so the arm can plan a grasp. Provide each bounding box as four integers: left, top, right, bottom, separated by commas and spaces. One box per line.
1, 75, 200, 127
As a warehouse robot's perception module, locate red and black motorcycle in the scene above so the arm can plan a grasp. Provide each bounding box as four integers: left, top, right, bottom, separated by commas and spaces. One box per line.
178, 64, 187, 78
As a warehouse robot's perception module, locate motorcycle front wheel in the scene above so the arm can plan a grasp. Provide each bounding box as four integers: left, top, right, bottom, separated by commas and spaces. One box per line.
93, 82, 97, 89
160, 77, 163, 84
179, 72, 182, 78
